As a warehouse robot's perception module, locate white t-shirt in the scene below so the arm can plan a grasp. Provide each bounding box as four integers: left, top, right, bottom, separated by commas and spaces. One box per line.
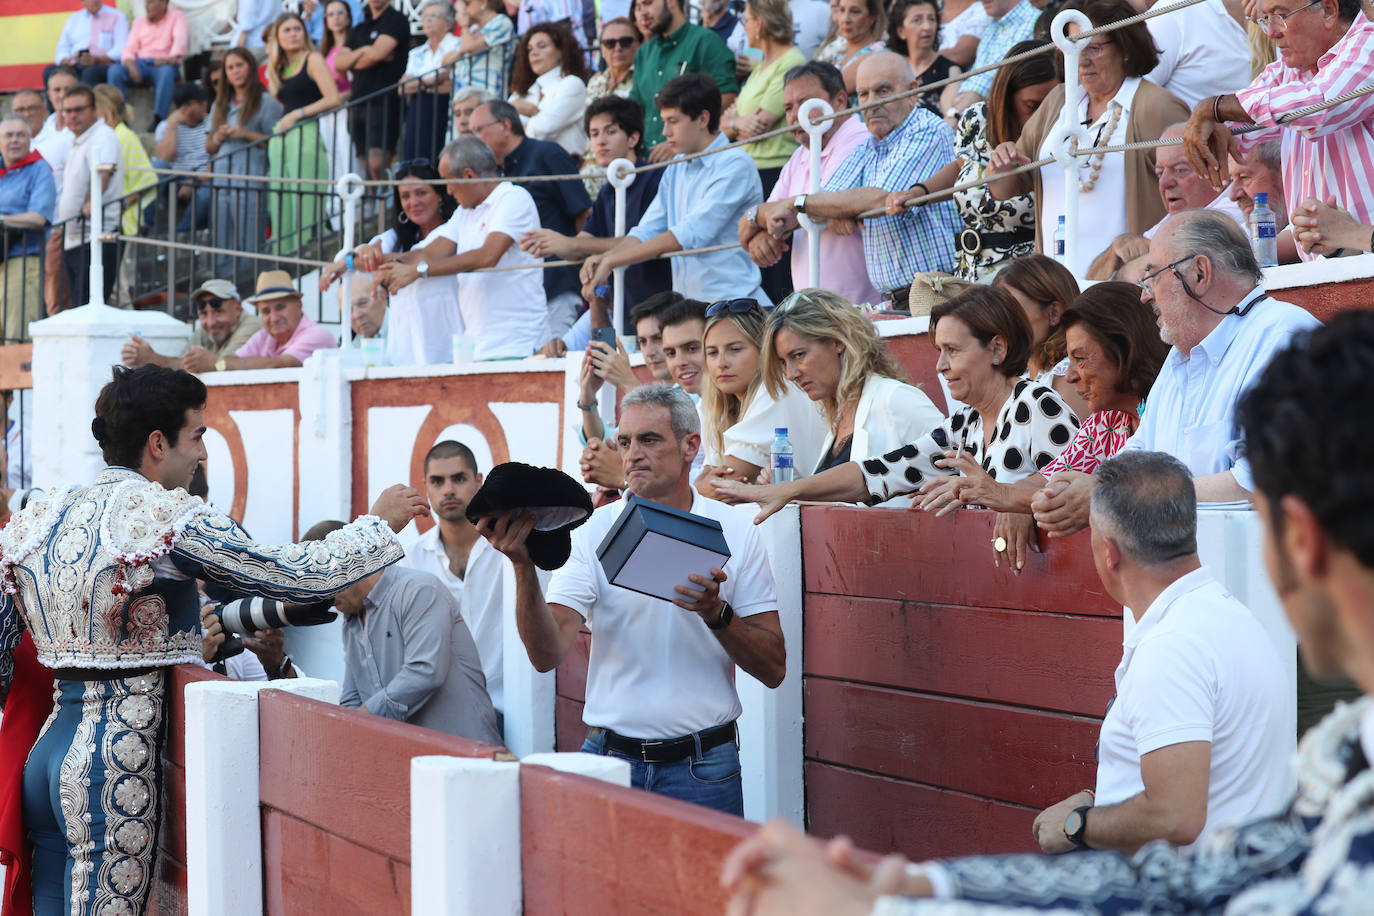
399, 525, 508, 714
435, 182, 548, 361
1096, 567, 1295, 846
1039, 77, 1139, 254
1145, 0, 1252, 109
34, 115, 73, 195
940, 2, 991, 51
790, 0, 832, 59
58, 120, 122, 250
545, 492, 779, 738
365, 226, 465, 367
406, 34, 462, 85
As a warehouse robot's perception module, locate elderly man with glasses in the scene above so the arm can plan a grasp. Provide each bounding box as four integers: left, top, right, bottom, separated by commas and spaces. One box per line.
0, 114, 56, 344
120, 279, 263, 373
1183, 0, 1374, 262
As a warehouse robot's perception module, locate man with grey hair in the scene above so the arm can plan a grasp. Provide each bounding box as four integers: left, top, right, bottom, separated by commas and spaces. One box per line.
1030, 451, 1292, 855
476, 382, 786, 815
1033, 209, 1320, 537
0, 113, 56, 342
1228, 140, 1298, 263
450, 86, 492, 136
375, 136, 548, 360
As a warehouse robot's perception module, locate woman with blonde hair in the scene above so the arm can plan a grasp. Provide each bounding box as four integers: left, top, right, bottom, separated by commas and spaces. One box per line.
814, 0, 888, 97
695, 298, 828, 498
93, 85, 156, 239
760, 289, 944, 482
265, 11, 340, 254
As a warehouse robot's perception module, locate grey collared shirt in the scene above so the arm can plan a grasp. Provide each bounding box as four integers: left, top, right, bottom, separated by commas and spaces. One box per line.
339, 566, 501, 746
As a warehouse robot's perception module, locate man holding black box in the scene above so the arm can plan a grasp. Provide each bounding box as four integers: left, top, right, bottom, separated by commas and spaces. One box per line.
479, 383, 786, 816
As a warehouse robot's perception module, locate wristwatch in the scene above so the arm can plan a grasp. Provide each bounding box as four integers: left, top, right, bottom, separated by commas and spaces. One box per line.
416, 260, 430, 279
793, 194, 807, 215
745, 206, 760, 227
214, 357, 226, 372
1063, 805, 1092, 849
706, 601, 735, 631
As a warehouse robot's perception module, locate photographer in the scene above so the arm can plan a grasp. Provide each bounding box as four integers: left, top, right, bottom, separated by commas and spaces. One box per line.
200, 604, 296, 681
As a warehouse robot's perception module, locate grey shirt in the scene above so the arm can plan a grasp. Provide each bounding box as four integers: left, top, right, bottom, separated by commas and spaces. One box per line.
339, 565, 502, 746
210, 95, 283, 185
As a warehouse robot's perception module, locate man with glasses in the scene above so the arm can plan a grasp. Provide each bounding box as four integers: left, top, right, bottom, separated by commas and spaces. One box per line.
1032, 210, 1318, 537
120, 279, 263, 373
53, 84, 121, 308
1183, 0, 1374, 263
765, 53, 960, 307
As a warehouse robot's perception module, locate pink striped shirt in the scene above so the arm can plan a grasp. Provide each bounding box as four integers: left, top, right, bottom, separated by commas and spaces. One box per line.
1233, 13, 1374, 261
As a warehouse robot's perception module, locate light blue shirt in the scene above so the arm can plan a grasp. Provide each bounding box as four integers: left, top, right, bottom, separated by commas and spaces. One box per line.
628, 133, 770, 305
1123, 288, 1320, 491
305, 0, 364, 43
959, 0, 1038, 97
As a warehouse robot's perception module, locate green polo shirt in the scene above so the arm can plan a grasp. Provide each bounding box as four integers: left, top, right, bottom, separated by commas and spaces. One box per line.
630, 22, 740, 149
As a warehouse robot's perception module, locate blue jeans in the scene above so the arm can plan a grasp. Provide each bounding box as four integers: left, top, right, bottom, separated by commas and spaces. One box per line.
580, 728, 744, 816
147, 157, 210, 232
108, 59, 180, 119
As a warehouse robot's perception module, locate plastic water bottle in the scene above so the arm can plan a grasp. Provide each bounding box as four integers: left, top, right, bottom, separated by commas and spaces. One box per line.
1250, 192, 1278, 268
770, 428, 794, 484
1053, 215, 1067, 265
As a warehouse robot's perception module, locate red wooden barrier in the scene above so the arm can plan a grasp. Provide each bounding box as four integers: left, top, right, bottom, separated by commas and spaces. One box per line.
521, 764, 756, 915
257, 691, 507, 916
151, 665, 224, 916
801, 506, 1119, 861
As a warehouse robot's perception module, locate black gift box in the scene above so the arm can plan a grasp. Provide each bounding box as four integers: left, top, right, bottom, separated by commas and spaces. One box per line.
595, 495, 732, 602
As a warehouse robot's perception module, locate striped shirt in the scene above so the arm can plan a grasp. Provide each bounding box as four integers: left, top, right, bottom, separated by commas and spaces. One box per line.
959, 0, 1038, 98
456, 15, 516, 97
1233, 13, 1374, 261
823, 106, 961, 293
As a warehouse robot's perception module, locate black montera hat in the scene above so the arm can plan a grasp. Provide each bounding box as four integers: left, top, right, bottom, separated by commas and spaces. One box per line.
465, 462, 594, 570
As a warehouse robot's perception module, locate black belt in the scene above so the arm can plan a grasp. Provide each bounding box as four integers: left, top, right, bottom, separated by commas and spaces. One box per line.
56, 665, 164, 682
588, 721, 737, 764
957, 227, 1035, 256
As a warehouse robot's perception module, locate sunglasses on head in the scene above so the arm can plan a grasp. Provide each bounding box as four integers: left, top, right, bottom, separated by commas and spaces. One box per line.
197, 296, 226, 311
705, 298, 759, 317
601, 35, 637, 49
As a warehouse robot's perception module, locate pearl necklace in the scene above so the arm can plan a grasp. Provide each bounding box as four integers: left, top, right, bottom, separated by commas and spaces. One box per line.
1071, 100, 1123, 192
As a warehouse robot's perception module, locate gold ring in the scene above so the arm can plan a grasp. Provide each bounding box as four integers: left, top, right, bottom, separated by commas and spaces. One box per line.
993, 536, 1008, 553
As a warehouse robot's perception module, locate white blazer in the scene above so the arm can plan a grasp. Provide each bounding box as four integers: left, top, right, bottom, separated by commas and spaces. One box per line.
815, 375, 946, 506
511, 66, 588, 157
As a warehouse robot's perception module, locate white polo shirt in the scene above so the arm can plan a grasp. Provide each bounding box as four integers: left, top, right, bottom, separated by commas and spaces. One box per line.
435, 182, 547, 361
58, 120, 122, 250
398, 525, 507, 714
1096, 567, 1295, 845
545, 492, 779, 739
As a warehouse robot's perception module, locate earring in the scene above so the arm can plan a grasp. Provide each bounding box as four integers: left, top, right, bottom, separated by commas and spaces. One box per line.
992, 357, 1000, 365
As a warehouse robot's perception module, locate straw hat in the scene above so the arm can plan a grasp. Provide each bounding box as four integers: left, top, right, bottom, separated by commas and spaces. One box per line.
245, 270, 301, 305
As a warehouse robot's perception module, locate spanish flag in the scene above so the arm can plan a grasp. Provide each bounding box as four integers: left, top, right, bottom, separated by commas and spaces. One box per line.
0, 0, 119, 92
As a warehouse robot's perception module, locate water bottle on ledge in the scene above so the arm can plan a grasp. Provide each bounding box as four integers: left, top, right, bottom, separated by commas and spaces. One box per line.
1053, 215, 1066, 265
1250, 192, 1278, 267
770, 428, 794, 483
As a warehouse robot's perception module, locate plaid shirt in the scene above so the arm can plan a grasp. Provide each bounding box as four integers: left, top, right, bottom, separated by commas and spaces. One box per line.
959, 0, 1038, 97
824, 107, 961, 293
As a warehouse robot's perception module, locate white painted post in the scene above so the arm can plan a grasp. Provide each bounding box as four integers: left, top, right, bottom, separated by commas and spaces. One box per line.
1051, 10, 1092, 279
335, 173, 365, 351
606, 157, 635, 340
797, 99, 834, 290
736, 504, 804, 825
27, 306, 192, 490
522, 752, 631, 786
88, 158, 105, 307
410, 756, 522, 916
184, 677, 339, 916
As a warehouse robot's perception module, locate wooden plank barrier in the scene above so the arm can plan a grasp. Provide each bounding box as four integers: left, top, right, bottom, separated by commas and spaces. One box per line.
152, 665, 225, 916
257, 691, 507, 916
520, 764, 756, 915
801, 506, 1120, 862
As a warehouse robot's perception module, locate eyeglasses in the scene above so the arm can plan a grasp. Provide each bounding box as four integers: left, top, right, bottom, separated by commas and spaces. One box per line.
705, 298, 760, 317
775, 290, 818, 313
601, 35, 637, 49
1079, 40, 1114, 59
61, 104, 90, 116
197, 296, 227, 311
1251, 0, 1321, 31
394, 157, 430, 172
1135, 254, 1197, 292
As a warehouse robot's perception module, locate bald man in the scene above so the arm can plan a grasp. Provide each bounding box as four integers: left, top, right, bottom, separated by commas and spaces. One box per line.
762, 52, 961, 304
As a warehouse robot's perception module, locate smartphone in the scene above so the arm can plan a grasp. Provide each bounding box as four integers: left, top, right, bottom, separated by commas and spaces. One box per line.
591, 327, 618, 350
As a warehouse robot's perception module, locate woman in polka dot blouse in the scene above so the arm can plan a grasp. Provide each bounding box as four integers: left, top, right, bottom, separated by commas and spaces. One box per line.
714, 286, 1079, 522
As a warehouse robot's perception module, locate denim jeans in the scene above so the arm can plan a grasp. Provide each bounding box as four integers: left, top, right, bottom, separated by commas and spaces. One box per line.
580, 728, 744, 816
108, 59, 180, 119
147, 158, 210, 232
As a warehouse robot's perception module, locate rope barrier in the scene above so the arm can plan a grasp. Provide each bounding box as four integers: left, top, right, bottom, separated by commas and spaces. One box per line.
108, 234, 335, 269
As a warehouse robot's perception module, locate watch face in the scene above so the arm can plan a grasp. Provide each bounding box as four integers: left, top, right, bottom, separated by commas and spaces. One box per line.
1065, 809, 1085, 839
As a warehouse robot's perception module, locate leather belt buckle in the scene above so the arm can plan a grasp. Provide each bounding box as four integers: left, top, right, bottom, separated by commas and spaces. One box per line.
640, 739, 666, 762
958, 228, 982, 256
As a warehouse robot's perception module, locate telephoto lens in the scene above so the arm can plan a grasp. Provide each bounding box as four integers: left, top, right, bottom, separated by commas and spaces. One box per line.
214, 598, 337, 637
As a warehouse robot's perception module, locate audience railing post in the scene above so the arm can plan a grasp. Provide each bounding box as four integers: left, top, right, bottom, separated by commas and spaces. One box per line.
606, 157, 635, 338
88, 159, 104, 307
1050, 9, 1092, 279
797, 98, 834, 290
335, 173, 365, 350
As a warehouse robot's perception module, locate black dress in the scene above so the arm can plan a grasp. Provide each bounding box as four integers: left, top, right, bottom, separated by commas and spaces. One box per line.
916, 55, 958, 114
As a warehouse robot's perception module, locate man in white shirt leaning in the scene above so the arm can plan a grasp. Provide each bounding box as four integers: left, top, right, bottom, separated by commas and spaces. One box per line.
1032, 451, 1294, 855
399, 440, 510, 723
477, 383, 786, 815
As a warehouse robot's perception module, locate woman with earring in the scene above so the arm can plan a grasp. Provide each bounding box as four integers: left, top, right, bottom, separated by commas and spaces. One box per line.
992, 254, 1089, 419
